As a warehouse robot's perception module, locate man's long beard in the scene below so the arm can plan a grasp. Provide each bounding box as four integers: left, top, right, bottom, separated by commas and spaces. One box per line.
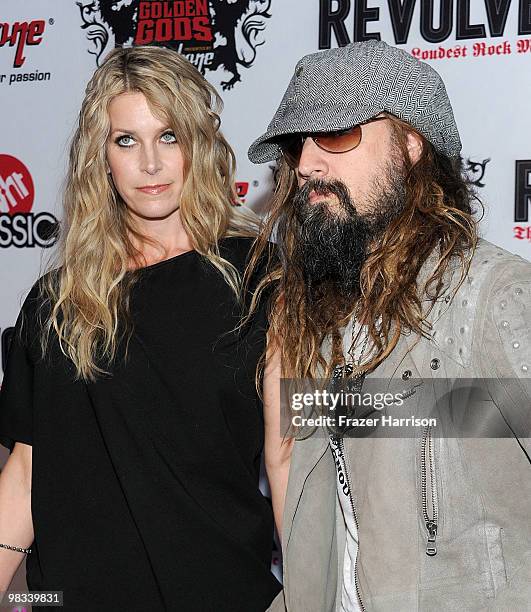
290, 165, 407, 303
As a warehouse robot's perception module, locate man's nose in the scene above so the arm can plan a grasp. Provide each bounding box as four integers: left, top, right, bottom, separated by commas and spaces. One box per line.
297, 138, 329, 181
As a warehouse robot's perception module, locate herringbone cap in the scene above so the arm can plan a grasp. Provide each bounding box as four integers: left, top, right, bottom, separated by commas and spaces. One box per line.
248, 40, 462, 163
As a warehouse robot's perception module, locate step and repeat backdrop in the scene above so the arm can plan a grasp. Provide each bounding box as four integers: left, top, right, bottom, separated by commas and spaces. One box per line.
1, 0, 531, 589
2, 0, 531, 362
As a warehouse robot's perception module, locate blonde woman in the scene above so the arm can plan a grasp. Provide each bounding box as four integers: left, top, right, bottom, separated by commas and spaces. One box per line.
0, 46, 287, 611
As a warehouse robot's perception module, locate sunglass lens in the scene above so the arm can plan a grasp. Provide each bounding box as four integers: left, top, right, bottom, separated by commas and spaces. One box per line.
315, 125, 362, 153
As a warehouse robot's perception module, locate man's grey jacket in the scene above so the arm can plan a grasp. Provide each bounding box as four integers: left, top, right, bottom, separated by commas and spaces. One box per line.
269, 239, 531, 612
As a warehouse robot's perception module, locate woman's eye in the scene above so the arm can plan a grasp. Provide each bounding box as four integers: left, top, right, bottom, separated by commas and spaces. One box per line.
161, 131, 177, 144
116, 135, 135, 147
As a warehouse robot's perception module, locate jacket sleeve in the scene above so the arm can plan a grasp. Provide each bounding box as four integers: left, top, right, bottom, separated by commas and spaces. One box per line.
481, 258, 531, 455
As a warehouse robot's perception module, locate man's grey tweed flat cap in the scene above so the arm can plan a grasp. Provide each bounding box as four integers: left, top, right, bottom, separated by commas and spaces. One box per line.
248, 40, 462, 163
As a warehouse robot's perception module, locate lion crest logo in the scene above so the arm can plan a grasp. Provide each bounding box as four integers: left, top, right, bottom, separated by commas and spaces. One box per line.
76, 0, 272, 90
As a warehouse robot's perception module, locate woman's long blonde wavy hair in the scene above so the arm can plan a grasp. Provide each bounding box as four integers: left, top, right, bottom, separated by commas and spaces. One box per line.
41, 45, 258, 381
244, 114, 481, 379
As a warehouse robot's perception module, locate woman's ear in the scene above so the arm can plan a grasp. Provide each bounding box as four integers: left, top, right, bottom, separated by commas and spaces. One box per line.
405, 130, 423, 165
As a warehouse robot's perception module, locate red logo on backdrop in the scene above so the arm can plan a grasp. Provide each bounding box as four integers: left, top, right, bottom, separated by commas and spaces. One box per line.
235, 181, 249, 202
135, 0, 213, 47
0, 20, 46, 68
0, 155, 34, 214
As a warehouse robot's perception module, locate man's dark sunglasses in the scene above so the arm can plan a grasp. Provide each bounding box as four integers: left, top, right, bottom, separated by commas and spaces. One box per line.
280, 116, 388, 168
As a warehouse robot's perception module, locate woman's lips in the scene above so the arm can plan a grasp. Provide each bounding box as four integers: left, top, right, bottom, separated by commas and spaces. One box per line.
136, 184, 170, 195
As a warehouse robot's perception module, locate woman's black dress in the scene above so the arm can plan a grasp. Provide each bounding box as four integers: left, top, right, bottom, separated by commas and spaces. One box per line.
0, 237, 281, 611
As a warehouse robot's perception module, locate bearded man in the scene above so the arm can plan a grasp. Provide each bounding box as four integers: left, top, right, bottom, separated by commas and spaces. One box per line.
246, 41, 531, 611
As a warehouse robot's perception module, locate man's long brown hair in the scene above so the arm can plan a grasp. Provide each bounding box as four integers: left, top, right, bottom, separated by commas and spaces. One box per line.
244, 114, 480, 379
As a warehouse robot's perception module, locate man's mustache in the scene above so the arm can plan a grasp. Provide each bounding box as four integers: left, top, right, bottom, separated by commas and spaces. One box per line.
295, 178, 356, 216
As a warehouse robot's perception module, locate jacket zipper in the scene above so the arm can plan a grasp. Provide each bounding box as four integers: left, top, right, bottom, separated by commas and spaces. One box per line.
336, 436, 366, 612
421, 424, 439, 556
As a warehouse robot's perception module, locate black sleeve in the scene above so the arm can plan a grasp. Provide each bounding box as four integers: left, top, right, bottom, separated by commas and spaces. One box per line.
0, 282, 44, 452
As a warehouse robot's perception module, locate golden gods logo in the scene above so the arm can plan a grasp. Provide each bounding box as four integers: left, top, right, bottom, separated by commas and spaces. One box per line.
76, 0, 272, 89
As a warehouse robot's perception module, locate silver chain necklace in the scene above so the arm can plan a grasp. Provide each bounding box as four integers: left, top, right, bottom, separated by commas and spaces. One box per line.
333, 307, 370, 379
328, 310, 370, 437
